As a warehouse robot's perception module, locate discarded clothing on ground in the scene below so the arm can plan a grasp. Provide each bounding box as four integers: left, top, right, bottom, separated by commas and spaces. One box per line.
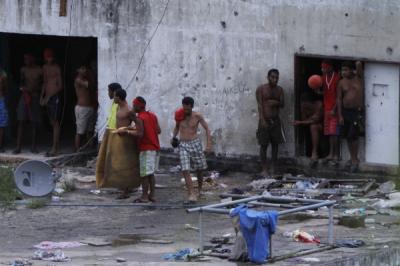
162, 248, 200, 261
230, 205, 278, 263
34, 241, 85, 250
96, 129, 141, 189
32, 249, 70, 262
334, 239, 365, 248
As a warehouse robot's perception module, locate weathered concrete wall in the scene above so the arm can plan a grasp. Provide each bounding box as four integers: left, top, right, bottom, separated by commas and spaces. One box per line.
0, 0, 399, 157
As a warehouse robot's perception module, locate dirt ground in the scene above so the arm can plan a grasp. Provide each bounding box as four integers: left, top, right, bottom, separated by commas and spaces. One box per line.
1, 163, 400, 265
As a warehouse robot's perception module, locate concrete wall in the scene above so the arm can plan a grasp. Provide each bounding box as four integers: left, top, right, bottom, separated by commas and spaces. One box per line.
0, 0, 399, 157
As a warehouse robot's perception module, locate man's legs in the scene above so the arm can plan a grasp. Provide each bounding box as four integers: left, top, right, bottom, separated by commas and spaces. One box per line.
259, 144, 269, 175
310, 124, 321, 160
31, 123, 38, 153
271, 143, 278, 174
13, 122, 23, 154
182, 170, 196, 201
148, 174, 156, 202
348, 139, 359, 164
196, 170, 203, 197
50, 120, 60, 155
75, 134, 82, 152
330, 135, 339, 160
139, 176, 150, 202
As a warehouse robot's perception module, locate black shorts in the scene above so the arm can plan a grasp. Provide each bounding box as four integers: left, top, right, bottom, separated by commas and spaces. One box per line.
341, 108, 364, 141
47, 94, 63, 122
256, 117, 286, 146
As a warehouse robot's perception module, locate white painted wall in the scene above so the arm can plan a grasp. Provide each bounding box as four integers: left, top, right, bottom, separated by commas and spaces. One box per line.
0, 0, 399, 158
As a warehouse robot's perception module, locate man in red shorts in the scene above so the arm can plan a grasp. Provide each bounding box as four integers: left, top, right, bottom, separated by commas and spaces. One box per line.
320, 60, 340, 165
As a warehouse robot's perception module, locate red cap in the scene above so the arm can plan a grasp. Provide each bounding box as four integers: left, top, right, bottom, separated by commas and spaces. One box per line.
175, 108, 185, 122
133, 98, 146, 109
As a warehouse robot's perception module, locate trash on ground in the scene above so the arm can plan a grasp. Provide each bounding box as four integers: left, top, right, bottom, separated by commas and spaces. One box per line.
51, 196, 61, 202
32, 249, 71, 262
162, 248, 200, 261
140, 239, 174, 244
184, 224, 200, 231
343, 208, 365, 215
248, 178, 276, 190
295, 180, 318, 190
169, 165, 181, 172
53, 188, 65, 195
34, 241, 86, 250
292, 230, 320, 244
334, 239, 365, 248
89, 189, 101, 195
80, 237, 111, 246
373, 198, 400, 209
10, 259, 32, 266
210, 236, 230, 245
378, 181, 396, 194
219, 183, 228, 188
116, 257, 127, 262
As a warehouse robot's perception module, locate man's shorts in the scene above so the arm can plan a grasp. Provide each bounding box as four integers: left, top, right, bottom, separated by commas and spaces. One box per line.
256, 117, 286, 146
139, 150, 159, 177
0, 98, 8, 128
75, 105, 95, 135
179, 138, 208, 171
342, 108, 364, 141
324, 112, 339, 136
47, 94, 62, 122
17, 95, 42, 123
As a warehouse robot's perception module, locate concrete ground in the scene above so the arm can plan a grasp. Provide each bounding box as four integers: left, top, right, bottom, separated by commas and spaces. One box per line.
1, 161, 400, 265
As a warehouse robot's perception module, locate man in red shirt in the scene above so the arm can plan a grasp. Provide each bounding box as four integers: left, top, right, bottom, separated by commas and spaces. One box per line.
117, 96, 161, 202
320, 60, 340, 165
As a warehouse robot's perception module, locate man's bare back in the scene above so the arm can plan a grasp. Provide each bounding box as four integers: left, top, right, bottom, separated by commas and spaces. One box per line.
75, 77, 91, 106
42, 63, 62, 104
21, 66, 42, 96
179, 112, 203, 141
256, 84, 284, 120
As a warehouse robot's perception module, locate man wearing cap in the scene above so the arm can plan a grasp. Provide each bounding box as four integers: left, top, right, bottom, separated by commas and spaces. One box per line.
41, 48, 62, 156
117, 97, 161, 202
320, 60, 340, 165
171, 96, 212, 203
14, 54, 43, 154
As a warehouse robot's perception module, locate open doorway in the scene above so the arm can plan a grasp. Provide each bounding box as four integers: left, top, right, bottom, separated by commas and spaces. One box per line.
0, 32, 97, 155
294, 55, 342, 159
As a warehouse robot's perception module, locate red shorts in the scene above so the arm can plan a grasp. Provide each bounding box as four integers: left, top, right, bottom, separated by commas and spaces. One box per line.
324, 112, 339, 136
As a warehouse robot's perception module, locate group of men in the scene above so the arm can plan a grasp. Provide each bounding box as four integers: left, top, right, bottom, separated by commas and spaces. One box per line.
105, 83, 212, 203
257, 60, 364, 177
0, 49, 97, 156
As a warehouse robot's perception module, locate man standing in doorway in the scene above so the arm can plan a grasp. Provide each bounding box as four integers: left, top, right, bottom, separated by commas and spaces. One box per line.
41, 49, 62, 157
320, 60, 341, 165
337, 61, 364, 172
14, 54, 42, 154
256, 69, 285, 177
118, 97, 161, 203
171, 97, 212, 203
74, 65, 95, 152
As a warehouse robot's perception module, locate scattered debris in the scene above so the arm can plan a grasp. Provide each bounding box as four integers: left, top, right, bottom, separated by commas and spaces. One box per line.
169, 165, 181, 172
34, 241, 86, 250
162, 248, 200, 261
292, 230, 320, 244
343, 208, 365, 215
116, 257, 127, 263
51, 196, 61, 202
10, 259, 32, 266
53, 188, 65, 195
80, 237, 111, 247
248, 178, 276, 190
378, 181, 396, 194
32, 249, 70, 262
334, 239, 365, 248
140, 239, 174, 244
89, 189, 101, 195
184, 224, 200, 231
338, 215, 365, 228
210, 236, 230, 245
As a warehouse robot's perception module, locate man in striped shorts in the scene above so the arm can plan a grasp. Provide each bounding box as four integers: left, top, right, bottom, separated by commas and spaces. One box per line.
171, 97, 212, 203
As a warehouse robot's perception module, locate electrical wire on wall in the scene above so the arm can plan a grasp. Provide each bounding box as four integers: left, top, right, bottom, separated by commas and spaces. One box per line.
125, 0, 170, 90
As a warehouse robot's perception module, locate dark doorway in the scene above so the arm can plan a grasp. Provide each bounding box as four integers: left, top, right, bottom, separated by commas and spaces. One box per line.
294, 55, 342, 158
0, 32, 97, 153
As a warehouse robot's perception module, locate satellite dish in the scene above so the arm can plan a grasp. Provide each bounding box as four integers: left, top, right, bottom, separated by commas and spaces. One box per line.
14, 160, 57, 197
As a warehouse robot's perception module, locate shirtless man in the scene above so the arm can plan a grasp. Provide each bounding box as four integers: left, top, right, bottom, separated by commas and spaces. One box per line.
0, 67, 8, 152
112, 88, 133, 199
41, 49, 62, 156
14, 54, 43, 154
337, 61, 364, 172
292, 92, 323, 166
256, 69, 285, 177
74, 65, 95, 152
171, 96, 212, 202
